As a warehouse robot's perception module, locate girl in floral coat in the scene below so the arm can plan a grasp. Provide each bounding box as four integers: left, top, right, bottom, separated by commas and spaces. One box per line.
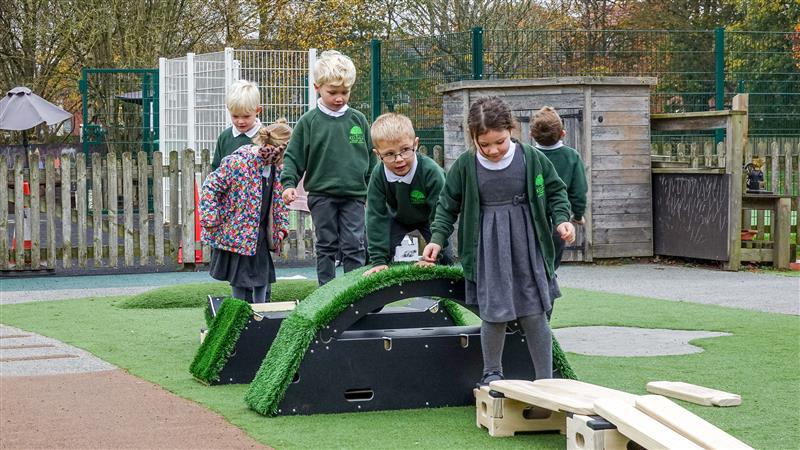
200, 119, 292, 303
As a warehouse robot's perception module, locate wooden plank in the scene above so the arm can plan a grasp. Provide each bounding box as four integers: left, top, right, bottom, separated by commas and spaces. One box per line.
592, 169, 650, 185
0, 155, 7, 269
636, 395, 753, 450
251, 301, 298, 313
593, 213, 652, 229
107, 153, 118, 267
592, 242, 652, 258
740, 248, 773, 262
592, 111, 650, 127
182, 149, 196, 263
724, 113, 745, 271
591, 125, 650, 142
774, 198, 791, 269
44, 155, 56, 268
704, 142, 714, 168
27, 151, 40, 268
591, 97, 649, 112
784, 143, 793, 197
593, 228, 653, 245
60, 155, 71, 269
591, 85, 652, 97
592, 198, 652, 214
122, 152, 134, 266
75, 154, 87, 268
591, 140, 651, 156
593, 183, 650, 200
153, 152, 164, 265
200, 149, 211, 263
490, 379, 638, 416
770, 141, 779, 193
583, 88, 593, 262
169, 151, 179, 258
92, 153, 103, 266
646, 381, 741, 407
13, 156, 25, 266
138, 151, 149, 265
594, 398, 704, 450
592, 154, 651, 171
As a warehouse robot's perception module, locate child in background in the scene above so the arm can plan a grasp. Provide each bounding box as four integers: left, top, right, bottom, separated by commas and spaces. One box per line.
422, 97, 575, 385
363, 113, 451, 276
281, 50, 376, 285
200, 119, 292, 303
212, 80, 263, 170
531, 106, 587, 271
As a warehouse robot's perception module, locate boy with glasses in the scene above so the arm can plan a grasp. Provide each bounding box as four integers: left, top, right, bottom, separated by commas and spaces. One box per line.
363, 113, 452, 276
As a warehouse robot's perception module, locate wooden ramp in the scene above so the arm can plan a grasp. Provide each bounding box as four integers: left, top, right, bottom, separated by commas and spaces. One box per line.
490, 379, 638, 415
636, 395, 753, 450
646, 381, 741, 407
594, 398, 704, 450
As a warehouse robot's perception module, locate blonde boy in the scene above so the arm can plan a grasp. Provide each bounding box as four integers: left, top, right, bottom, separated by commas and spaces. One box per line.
212, 80, 263, 170
363, 113, 450, 276
281, 50, 376, 285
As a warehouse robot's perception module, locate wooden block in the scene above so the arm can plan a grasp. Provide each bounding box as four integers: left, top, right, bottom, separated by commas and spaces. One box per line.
199, 328, 208, 344
490, 379, 638, 416
250, 301, 298, 313
636, 395, 753, 450
474, 386, 565, 437
646, 381, 741, 407
594, 398, 704, 450
566, 414, 631, 450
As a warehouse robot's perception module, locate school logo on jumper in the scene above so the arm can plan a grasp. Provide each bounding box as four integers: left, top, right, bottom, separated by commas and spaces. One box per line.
410, 190, 426, 204
349, 125, 365, 144
535, 174, 545, 197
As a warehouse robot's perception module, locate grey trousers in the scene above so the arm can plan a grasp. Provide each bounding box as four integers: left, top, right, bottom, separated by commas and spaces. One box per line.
308, 195, 366, 285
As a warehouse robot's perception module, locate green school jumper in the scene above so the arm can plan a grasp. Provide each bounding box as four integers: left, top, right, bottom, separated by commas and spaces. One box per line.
537, 144, 588, 221
211, 127, 257, 170
366, 154, 446, 265
281, 108, 376, 199
430, 143, 570, 281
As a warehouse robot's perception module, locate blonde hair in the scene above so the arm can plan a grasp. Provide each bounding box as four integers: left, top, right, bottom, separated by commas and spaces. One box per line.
531, 106, 563, 146
313, 50, 356, 88
226, 79, 260, 114
254, 118, 292, 147
370, 113, 415, 147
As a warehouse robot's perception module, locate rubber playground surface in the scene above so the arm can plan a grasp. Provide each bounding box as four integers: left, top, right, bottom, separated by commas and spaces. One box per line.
0, 262, 797, 449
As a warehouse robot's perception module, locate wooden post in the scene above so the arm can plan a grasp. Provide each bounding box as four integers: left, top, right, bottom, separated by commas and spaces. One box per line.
45, 155, 56, 268
724, 113, 745, 271
60, 155, 71, 269
13, 156, 24, 267
774, 197, 791, 269
153, 152, 165, 265
76, 153, 87, 268
92, 153, 103, 266
200, 149, 211, 263
107, 153, 118, 268
122, 152, 134, 266
169, 151, 179, 258
0, 155, 7, 269
182, 149, 196, 264
138, 151, 149, 265
28, 151, 41, 268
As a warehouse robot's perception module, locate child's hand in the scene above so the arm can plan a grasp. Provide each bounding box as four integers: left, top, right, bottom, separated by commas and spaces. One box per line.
421, 243, 441, 263
557, 222, 576, 244
363, 264, 389, 276
282, 188, 297, 205
415, 260, 435, 268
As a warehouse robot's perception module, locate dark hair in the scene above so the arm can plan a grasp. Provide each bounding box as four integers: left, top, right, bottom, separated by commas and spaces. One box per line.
467, 97, 515, 143
530, 106, 563, 146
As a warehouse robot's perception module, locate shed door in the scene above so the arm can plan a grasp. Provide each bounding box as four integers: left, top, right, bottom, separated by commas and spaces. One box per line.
513, 108, 587, 263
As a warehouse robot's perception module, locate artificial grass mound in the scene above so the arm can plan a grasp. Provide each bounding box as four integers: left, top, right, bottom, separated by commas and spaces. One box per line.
190, 298, 253, 383
243, 264, 577, 416
118, 280, 319, 309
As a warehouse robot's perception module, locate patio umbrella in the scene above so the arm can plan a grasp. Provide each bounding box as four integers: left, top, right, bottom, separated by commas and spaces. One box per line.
0, 86, 73, 149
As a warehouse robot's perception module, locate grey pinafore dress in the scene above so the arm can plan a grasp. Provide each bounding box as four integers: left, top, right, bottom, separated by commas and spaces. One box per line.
465, 147, 561, 323
208, 167, 276, 288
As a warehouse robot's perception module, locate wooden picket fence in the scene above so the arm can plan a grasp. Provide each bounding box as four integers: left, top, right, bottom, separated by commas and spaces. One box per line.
652, 136, 800, 260
0, 149, 315, 271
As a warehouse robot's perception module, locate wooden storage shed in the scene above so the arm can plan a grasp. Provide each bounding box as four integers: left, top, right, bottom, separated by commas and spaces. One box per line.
438, 77, 658, 261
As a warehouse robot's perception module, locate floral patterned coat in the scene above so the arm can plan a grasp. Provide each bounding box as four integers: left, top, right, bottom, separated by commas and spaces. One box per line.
199, 145, 289, 256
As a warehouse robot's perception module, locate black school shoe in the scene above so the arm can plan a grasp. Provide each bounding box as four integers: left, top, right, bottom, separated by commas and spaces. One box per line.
476, 370, 504, 388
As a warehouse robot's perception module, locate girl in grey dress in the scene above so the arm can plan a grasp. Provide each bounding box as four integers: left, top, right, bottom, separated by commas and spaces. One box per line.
422, 97, 575, 385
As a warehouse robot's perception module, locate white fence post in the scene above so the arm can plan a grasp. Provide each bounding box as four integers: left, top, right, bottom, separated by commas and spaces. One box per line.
308, 48, 317, 111
187, 52, 196, 153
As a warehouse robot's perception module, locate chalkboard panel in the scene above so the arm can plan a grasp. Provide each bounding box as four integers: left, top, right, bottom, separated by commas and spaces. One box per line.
653, 173, 729, 261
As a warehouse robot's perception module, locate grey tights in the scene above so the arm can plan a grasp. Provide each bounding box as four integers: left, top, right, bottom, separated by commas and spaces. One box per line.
481, 312, 553, 379
231, 285, 270, 303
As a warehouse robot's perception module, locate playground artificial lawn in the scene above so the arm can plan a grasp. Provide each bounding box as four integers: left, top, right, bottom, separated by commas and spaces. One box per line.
118, 280, 319, 309
1, 288, 798, 449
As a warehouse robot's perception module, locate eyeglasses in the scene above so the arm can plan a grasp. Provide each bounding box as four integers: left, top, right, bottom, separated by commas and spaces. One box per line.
378, 147, 416, 162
